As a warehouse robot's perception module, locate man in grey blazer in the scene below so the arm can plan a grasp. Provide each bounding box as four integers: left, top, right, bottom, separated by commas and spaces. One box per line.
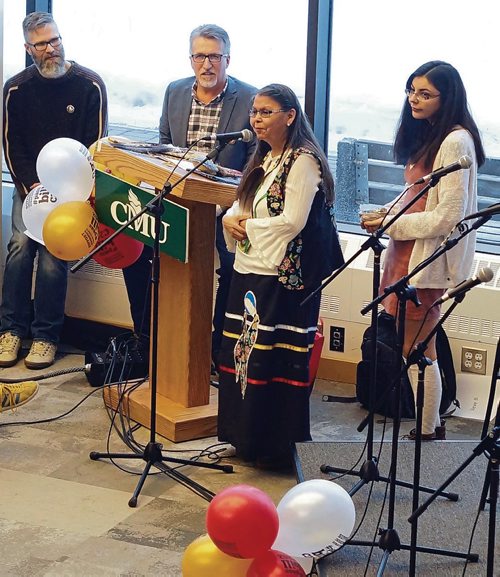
123, 24, 256, 371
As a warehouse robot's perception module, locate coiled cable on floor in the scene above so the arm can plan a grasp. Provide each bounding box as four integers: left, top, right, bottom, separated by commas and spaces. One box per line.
0, 365, 90, 383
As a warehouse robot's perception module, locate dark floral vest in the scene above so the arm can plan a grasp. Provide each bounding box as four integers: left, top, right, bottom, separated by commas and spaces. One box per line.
266, 147, 324, 291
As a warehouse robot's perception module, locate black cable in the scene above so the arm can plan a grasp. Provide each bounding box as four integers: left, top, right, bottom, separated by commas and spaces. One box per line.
96, 337, 228, 479
1, 336, 225, 497
0, 381, 108, 428
363, 461, 392, 576
461, 502, 482, 577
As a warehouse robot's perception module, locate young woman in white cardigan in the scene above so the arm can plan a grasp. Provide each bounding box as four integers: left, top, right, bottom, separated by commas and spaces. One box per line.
362, 61, 485, 439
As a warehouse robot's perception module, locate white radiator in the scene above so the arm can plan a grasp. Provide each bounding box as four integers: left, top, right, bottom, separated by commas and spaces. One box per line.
320, 232, 500, 421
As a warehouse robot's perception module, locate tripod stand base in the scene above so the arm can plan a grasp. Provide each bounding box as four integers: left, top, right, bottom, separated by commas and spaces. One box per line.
321, 460, 458, 500
103, 381, 218, 442
297, 441, 490, 573
90, 440, 233, 507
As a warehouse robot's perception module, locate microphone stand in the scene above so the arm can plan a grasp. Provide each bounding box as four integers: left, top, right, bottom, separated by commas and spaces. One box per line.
408, 400, 499, 577
405, 294, 471, 575
478, 336, 500, 512
345, 211, 489, 574
72, 141, 234, 506
409, 335, 500, 576
318, 176, 488, 573
318, 177, 457, 499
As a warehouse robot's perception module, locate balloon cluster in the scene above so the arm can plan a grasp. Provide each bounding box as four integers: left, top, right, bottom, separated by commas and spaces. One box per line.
182, 480, 356, 577
23, 137, 142, 268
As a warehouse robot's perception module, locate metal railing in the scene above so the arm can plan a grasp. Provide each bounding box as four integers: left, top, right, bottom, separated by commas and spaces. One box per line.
334, 138, 500, 254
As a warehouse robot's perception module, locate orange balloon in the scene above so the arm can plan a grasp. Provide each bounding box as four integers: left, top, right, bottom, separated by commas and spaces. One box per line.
182, 534, 252, 577
42, 201, 99, 261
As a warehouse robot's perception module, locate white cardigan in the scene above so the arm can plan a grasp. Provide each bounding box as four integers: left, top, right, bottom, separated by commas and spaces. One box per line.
385, 128, 478, 288
224, 152, 321, 275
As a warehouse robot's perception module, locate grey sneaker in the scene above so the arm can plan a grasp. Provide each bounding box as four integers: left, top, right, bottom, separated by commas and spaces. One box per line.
0, 332, 22, 367
25, 340, 57, 369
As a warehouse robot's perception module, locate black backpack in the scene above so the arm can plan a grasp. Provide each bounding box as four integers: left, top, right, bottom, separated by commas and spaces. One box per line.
356, 312, 459, 419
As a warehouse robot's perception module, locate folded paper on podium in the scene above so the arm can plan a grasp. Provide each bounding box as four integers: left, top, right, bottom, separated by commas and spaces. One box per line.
92, 138, 238, 441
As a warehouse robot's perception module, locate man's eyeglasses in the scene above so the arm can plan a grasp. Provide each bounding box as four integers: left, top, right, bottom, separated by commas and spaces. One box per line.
26, 35, 62, 52
249, 109, 287, 118
405, 88, 440, 101
191, 53, 227, 63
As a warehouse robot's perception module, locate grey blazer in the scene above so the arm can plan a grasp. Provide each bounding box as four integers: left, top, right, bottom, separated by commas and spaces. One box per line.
159, 75, 257, 171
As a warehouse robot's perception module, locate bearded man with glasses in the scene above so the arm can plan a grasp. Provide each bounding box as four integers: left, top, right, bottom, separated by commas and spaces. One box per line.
123, 24, 256, 373
0, 12, 107, 377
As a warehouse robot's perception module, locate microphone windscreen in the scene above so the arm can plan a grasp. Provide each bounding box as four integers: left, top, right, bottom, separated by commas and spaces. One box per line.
477, 267, 494, 283
241, 129, 254, 143
459, 155, 473, 169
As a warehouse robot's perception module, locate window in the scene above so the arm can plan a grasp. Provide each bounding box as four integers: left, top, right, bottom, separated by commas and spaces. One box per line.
2, 0, 29, 178
3, 0, 28, 85
52, 0, 309, 132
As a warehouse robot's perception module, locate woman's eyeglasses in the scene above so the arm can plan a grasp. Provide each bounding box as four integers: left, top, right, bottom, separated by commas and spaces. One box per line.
405, 88, 440, 101
249, 109, 287, 118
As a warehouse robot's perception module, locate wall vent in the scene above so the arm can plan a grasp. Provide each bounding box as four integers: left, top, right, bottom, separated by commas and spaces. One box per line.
320, 293, 341, 316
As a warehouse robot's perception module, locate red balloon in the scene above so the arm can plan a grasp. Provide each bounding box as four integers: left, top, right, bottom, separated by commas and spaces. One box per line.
93, 223, 144, 269
206, 484, 279, 559
247, 549, 307, 577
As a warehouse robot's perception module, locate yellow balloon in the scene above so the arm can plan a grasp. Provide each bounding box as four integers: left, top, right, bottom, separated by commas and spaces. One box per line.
182, 534, 253, 577
42, 201, 99, 261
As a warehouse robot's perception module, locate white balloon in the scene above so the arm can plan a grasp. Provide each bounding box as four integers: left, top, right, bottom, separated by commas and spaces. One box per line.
273, 479, 356, 558
22, 185, 61, 244
292, 555, 315, 574
36, 137, 95, 202
23, 229, 44, 245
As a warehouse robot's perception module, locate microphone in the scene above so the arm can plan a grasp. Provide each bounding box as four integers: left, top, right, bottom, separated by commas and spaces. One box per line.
200, 129, 254, 143
413, 155, 472, 185
434, 267, 494, 305
462, 202, 500, 221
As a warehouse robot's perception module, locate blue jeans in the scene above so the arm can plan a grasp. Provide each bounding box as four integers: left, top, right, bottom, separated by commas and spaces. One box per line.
0, 190, 68, 343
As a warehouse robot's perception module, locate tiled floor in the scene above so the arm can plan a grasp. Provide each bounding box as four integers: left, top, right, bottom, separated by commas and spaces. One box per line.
0, 343, 487, 576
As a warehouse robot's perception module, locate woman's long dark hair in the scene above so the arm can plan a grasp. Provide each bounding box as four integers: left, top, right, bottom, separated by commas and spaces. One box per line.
393, 61, 485, 168
237, 83, 334, 209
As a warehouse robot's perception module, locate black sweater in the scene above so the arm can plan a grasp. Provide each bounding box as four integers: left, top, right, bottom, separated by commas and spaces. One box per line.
3, 61, 108, 195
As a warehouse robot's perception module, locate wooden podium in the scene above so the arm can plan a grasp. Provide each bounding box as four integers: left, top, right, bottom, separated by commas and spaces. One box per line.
92, 139, 237, 442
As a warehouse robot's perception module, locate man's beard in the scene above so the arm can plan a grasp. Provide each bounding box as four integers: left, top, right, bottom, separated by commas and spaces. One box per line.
33, 48, 66, 78
198, 74, 218, 89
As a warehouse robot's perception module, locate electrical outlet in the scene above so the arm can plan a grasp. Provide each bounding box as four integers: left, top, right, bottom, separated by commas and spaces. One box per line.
329, 326, 345, 352
461, 347, 487, 375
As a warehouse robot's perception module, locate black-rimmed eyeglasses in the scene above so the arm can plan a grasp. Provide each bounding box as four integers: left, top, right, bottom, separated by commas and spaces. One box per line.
191, 53, 227, 63
26, 35, 62, 52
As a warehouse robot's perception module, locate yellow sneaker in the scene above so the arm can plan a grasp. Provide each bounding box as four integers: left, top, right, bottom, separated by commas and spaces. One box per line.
0, 381, 39, 412
0, 332, 22, 367
25, 341, 57, 370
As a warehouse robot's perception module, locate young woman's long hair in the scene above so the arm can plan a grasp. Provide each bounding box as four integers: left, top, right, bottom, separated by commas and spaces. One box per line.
393, 61, 485, 168
238, 83, 334, 209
